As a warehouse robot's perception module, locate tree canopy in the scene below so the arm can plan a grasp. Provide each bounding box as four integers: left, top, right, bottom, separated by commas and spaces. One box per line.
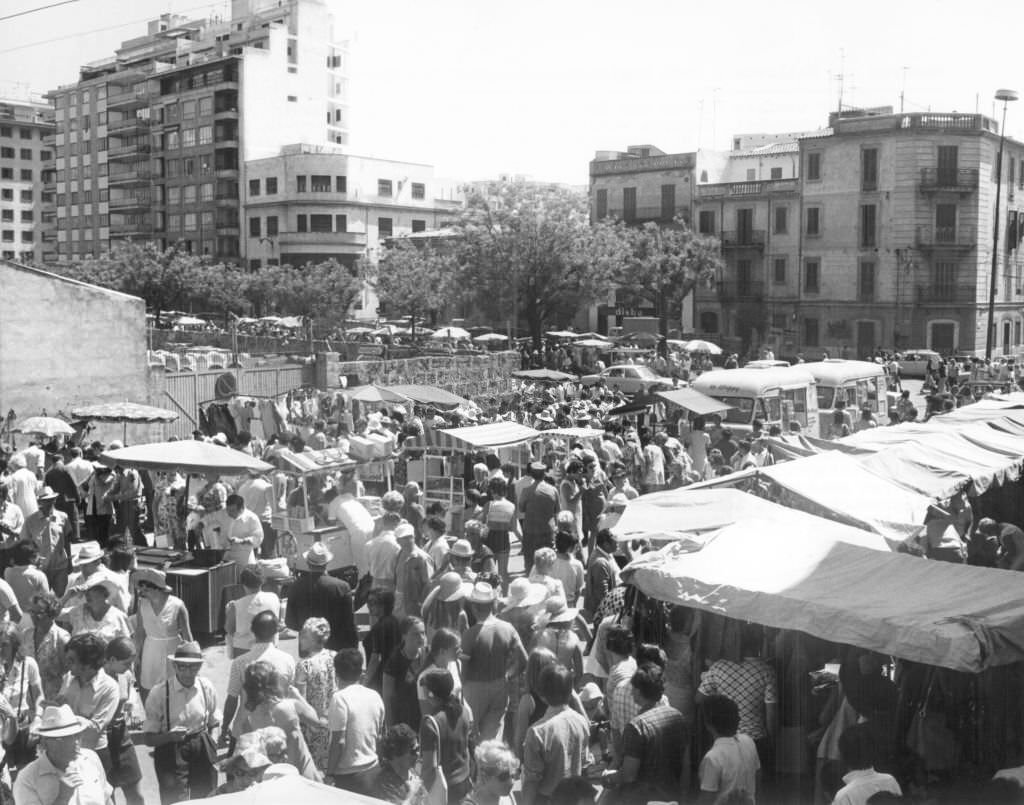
365, 240, 457, 339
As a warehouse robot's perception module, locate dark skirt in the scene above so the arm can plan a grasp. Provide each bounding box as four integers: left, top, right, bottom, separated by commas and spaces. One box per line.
485, 528, 510, 555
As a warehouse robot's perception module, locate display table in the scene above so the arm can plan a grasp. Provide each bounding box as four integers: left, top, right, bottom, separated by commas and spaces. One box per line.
166, 562, 240, 634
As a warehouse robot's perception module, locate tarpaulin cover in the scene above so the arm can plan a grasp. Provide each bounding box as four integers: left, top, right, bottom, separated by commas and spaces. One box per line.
540, 427, 604, 441
100, 441, 273, 475
193, 776, 388, 804
759, 451, 930, 544
857, 445, 976, 499
655, 388, 735, 415
612, 488, 890, 551
623, 523, 1024, 672
436, 422, 539, 450
382, 385, 469, 408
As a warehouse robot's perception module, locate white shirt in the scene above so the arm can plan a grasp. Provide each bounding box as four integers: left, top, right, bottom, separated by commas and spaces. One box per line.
831, 768, 901, 805
236, 476, 275, 522
367, 531, 401, 583
65, 458, 94, 491
699, 734, 760, 803
225, 508, 264, 566
13, 748, 111, 805
425, 535, 450, 572
327, 683, 385, 775
9, 467, 39, 518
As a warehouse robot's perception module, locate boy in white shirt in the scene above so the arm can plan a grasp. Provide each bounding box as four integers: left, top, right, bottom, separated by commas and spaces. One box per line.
698, 694, 760, 804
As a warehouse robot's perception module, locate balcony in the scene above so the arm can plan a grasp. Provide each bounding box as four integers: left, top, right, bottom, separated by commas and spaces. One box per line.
42, 230, 57, 242
716, 280, 764, 302
696, 179, 800, 199
919, 168, 979, 193
42, 132, 56, 146
109, 193, 151, 211
110, 219, 152, 237
915, 224, 976, 250
276, 231, 368, 248
106, 89, 149, 111
108, 166, 156, 186
107, 142, 152, 161
604, 206, 681, 225
108, 116, 151, 133
916, 284, 979, 304
721, 230, 766, 249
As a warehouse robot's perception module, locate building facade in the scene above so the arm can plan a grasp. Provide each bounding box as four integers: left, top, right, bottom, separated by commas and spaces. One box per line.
45, 0, 349, 263
244, 145, 463, 318
0, 99, 53, 264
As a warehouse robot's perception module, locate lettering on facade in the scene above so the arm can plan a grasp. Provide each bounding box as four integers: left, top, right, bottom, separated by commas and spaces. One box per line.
590, 154, 695, 176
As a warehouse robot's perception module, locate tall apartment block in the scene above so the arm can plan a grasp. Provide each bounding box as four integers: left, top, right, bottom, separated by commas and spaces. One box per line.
0, 98, 54, 264
45, 0, 350, 263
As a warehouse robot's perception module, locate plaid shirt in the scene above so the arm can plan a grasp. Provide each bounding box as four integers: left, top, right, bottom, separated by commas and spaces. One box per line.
697, 659, 777, 740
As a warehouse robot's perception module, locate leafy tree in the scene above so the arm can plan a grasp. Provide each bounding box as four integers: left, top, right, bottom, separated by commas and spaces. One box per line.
454, 182, 623, 347
368, 239, 458, 339
272, 259, 363, 328
618, 218, 724, 350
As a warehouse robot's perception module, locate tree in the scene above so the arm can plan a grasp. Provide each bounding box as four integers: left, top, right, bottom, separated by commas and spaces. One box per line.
273, 259, 363, 329
367, 239, 458, 340
454, 182, 623, 347
618, 218, 724, 351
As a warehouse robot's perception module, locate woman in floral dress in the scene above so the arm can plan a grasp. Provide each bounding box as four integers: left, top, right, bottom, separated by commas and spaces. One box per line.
154, 472, 186, 550
293, 617, 336, 770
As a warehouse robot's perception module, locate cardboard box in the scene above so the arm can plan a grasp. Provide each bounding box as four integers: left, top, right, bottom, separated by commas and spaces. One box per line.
348, 435, 376, 462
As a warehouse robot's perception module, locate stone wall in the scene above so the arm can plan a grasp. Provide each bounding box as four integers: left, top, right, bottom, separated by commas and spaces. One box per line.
316, 351, 520, 403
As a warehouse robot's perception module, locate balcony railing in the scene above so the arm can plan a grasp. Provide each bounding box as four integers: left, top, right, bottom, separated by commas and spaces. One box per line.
696, 179, 799, 199
915, 224, 976, 248
108, 116, 151, 133
276, 231, 369, 248
919, 167, 979, 192
602, 206, 679, 224
106, 89, 149, 110
109, 193, 151, 209
107, 142, 152, 159
716, 280, 764, 302
720, 230, 766, 248
916, 284, 979, 303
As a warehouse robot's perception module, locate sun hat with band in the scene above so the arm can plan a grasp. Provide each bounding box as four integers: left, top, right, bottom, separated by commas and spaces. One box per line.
36, 704, 88, 738
36, 486, 59, 502
302, 542, 333, 567
420, 572, 471, 614
134, 567, 171, 592
467, 581, 497, 605
449, 539, 474, 559
71, 541, 105, 567
540, 595, 578, 626
168, 641, 204, 665
502, 577, 548, 610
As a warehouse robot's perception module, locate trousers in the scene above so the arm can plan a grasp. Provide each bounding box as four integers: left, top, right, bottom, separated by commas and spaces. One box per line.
463, 677, 509, 742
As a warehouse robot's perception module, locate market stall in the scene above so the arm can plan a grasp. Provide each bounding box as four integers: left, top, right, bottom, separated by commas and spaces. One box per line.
71, 401, 179, 441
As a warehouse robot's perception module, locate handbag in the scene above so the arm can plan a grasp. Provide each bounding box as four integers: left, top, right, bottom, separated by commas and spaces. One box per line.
167, 677, 217, 766
905, 670, 958, 771
2, 659, 37, 769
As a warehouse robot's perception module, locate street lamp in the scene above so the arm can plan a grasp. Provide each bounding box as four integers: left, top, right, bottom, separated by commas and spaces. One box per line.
986, 88, 1018, 359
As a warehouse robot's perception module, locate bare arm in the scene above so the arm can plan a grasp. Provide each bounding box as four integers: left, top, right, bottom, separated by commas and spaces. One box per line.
176, 602, 193, 643
382, 673, 396, 725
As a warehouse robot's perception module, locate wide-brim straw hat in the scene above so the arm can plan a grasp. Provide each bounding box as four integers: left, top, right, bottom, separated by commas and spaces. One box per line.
37, 705, 87, 738
168, 641, 204, 664
502, 578, 548, 609
422, 572, 472, 613
134, 567, 171, 592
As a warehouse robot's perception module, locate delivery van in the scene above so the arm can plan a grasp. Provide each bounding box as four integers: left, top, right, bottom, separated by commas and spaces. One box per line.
803, 359, 890, 437
691, 366, 819, 435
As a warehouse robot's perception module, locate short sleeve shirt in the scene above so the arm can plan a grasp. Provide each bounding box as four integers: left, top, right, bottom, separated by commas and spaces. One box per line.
327, 683, 385, 774
460, 616, 523, 683
697, 659, 777, 740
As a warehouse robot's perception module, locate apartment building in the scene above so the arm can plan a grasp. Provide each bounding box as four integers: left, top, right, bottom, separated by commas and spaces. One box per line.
0, 99, 53, 264
45, 0, 349, 263
244, 145, 463, 317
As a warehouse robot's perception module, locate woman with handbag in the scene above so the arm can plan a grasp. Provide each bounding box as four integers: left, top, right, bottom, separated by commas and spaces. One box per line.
141, 641, 220, 805
0, 622, 42, 774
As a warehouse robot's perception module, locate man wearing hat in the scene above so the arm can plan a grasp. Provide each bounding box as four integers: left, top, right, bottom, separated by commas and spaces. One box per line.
518, 462, 558, 574
393, 522, 431, 619
14, 704, 111, 805
285, 542, 358, 652
460, 581, 528, 742
83, 463, 116, 547
64, 541, 128, 612
21, 486, 71, 596
107, 453, 146, 547
142, 641, 220, 803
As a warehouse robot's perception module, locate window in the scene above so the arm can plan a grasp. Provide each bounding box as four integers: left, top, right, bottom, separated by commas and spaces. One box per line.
804, 259, 820, 293
335, 176, 346, 193
378, 179, 392, 197
19, 128, 30, 140
0, 230, 11, 242
201, 183, 213, 202
0, 211, 10, 221
698, 210, 715, 235
296, 175, 307, 193
183, 158, 195, 176
334, 214, 346, 232
309, 214, 332, 233
862, 148, 878, 191
412, 219, 426, 233
184, 213, 196, 231
19, 190, 31, 203
806, 151, 821, 181
40, 150, 51, 161
933, 262, 956, 299
0, 127, 9, 137
858, 260, 875, 300
937, 145, 958, 186
182, 100, 196, 119
19, 149, 32, 160
167, 187, 181, 205
198, 126, 213, 145
661, 184, 676, 220
411, 182, 425, 200
804, 317, 820, 346
311, 175, 331, 192
596, 188, 608, 219
936, 203, 957, 243
249, 217, 261, 237
249, 179, 260, 196
297, 214, 307, 232
201, 211, 214, 228
378, 216, 393, 238
746, 168, 756, 181
0, 148, 12, 158
287, 95, 297, 102
622, 187, 637, 222
772, 313, 787, 330
183, 185, 197, 204
770, 167, 783, 180
0, 190, 10, 201
266, 215, 278, 236
773, 257, 786, 284
806, 206, 821, 236
860, 204, 876, 248
0, 168, 11, 179
182, 129, 196, 148
774, 206, 787, 234
166, 130, 180, 150
266, 177, 278, 194
199, 97, 213, 116
20, 169, 32, 181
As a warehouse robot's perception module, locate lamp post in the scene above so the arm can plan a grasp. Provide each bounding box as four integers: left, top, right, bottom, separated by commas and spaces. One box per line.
986, 88, 1018, 359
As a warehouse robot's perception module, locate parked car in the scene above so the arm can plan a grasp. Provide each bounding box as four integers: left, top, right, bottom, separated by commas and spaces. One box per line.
580, 364, 675, 394
896, 349, 941, 378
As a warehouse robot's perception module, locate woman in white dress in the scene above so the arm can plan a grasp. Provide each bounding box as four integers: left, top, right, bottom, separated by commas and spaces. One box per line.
132, 568, 191, 697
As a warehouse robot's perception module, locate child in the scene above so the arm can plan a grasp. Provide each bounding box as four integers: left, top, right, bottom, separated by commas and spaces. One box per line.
698, 694, 760, 804
103, 637, 145, 805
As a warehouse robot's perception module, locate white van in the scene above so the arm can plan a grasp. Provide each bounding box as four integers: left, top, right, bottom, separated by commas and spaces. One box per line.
803, 359, 889, 437
692, 366, 819, 435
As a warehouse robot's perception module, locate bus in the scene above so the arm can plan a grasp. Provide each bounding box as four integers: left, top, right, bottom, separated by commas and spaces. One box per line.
691, 366, 819, 435
803, 359, 889, 437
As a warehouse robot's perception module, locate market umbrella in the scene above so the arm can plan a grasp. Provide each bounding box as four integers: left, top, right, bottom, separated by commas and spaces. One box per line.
571, 331, 605, 340
511, 369, 579, 382
574, 338, 614, 348
98, 441, 273, 475
545, 330, 578, 339
382, 385, 469, 408
684, 339, 723, 354
473, 333, 509, 342
431, 326, 471, 340
71, 403, 178, 424
174, 315, 207, 326
346, 385, 411, 405
623, 331, 661, 343
14, 416, 74, 438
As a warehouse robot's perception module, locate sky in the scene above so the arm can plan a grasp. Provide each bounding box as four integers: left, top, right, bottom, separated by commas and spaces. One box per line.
2, 0, 1024, 185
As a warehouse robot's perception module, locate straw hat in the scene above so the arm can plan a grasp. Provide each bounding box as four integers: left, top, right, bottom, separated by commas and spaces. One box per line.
542, 595, 578, 625
467, 581, 497, 605
218, 749, 271, 773
579, 682, 604, 704
36, 486, 59, 502
394, 522, 416, 540
71, 541, 105, 567
134, 567, 171, 592
36, 704, 87, 738
246, 592, 279, 618
302, 542, 333, 567
421, 572, 471, 613
449, 539, 474, 559
168, 641, 204, 665
502, 577, 548, 609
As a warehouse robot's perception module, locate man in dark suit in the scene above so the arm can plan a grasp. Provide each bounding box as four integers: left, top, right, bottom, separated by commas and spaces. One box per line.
285, 542, 358, 650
